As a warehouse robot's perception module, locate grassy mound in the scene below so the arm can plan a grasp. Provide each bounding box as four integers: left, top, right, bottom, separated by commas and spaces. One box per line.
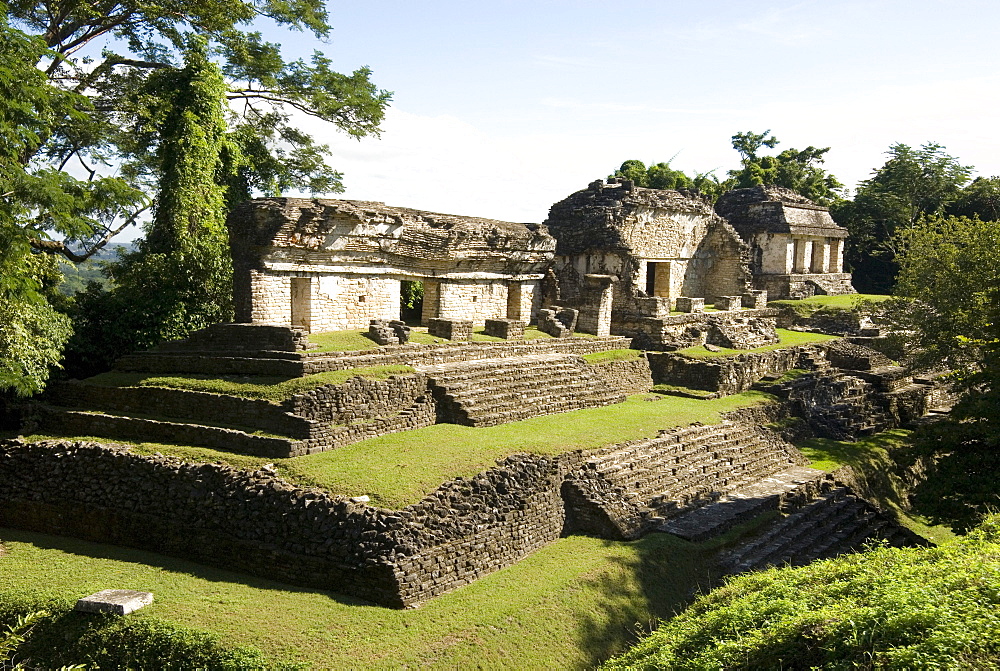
675, 328, 839, 358
305, 326, 569, 352
796, 429, 953, 545
603, 515, 1000, 670
83, 366, 416, 403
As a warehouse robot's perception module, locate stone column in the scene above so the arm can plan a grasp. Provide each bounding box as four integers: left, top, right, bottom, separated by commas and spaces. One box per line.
577, 274, 616, 336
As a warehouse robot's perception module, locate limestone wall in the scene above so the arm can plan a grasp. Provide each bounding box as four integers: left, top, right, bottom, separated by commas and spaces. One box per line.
647, 346, 816, 395
436, 280, 509, 326
0, 440, 572, 608
311, 275, 401, 332
587, 357, 654, 395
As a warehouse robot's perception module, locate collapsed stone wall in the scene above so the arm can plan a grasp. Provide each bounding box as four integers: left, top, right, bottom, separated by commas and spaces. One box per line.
616, 308, 780, 351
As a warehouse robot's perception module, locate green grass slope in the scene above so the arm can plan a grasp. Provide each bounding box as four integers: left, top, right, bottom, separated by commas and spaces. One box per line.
603, 515, 1000, 671
0, 527, 737, 669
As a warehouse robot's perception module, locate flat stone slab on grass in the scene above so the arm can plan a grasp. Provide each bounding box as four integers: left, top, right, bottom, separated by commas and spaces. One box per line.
75, 589, 154, 615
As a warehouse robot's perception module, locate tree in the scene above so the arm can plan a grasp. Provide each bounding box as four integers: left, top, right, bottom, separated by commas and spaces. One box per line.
948, 176, 1000, 222
832, 143, 972, 293
64, 42, 238, 373
866, 215, 1000, 531
5, 0, 390, 262
1, 0, 389, 385
728, 130, 843, 205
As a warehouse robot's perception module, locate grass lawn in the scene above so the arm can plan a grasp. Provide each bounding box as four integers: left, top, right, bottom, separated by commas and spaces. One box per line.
0, 525, 741, 669
305, 326, 575, 352
82, 366, 416, 403
675, 328, 839, 359
796, 429, 955, 545
768, 293, 891, 316
28, 391, 774, 509
582, 349, 644, 364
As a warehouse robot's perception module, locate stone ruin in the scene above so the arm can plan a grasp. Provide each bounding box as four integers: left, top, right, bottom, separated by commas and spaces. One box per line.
225, 181, 855, 351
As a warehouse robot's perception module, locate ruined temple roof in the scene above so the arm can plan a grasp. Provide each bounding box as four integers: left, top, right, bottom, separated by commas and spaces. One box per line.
543, 179, 722, 255
714, 186, 848, 240
227, 197, 556, 271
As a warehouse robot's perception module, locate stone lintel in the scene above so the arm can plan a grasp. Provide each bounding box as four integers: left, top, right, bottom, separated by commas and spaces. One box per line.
75, 589, 154, 616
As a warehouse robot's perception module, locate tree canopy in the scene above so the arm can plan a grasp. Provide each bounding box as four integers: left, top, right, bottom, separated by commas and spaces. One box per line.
871, 214, 1000, 532
609, 130, 843, 204
832, 143, 973, 293
4, 0, 390, 263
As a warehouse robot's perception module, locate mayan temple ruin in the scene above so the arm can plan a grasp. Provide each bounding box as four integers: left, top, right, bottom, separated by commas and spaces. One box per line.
5, 180, 954, 611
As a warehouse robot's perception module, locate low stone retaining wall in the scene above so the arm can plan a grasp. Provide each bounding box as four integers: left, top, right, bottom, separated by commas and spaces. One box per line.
115, 336, 633, 377
647, 346, 820, 395
587, 357, 653, 395
0, 440, 575, 608
47, 381, 311, 437
290, 374, 429, 424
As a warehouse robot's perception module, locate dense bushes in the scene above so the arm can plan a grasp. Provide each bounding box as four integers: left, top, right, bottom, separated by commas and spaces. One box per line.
604, 515, 1000, 670
0, 594, 283, 670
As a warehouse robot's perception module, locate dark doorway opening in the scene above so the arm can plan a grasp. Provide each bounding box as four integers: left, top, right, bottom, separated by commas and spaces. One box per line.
400, 280, 424, 325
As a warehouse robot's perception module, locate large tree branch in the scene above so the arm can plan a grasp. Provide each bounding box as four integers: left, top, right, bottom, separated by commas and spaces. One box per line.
28, 204, 150, 262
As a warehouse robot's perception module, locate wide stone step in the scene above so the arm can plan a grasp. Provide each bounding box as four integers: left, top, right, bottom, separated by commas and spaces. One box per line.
657, 466, 830, 542
35, 406, 299, 458
718, 487, 921, 574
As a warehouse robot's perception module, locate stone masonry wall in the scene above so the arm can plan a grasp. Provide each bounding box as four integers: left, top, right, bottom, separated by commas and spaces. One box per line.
312, 275, 401, 332
290, 374, 430, 424
0, 440, 572, 608
647, 346, 819, 395
115, 337, 635, 377
436, 281, 509, 326
587, 357, 654, 395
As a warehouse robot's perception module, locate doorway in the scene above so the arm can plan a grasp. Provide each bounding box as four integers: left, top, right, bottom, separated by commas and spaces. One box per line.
400, 280, 424, 325
290, 277, 312, 331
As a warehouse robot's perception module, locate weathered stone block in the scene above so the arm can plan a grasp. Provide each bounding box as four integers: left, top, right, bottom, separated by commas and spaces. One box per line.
428, 318, 473, 341
715, 296, 742, 311
483, 319, 524, 340
368, 319, 399, 345
675, 297, 704, 313
742, 290, 768, 309
75, 589, 154, 615
537, 308, 578, 338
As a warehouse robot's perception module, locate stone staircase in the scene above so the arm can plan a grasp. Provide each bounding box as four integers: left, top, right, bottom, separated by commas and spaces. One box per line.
417, 354, 624, 427
658, 466, 830, 542
762, 369, 894, 440
563, 420, 808, 539
718, 486, 928, 575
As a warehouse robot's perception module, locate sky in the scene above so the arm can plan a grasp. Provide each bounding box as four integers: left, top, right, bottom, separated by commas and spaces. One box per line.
129, 0, 1000, 233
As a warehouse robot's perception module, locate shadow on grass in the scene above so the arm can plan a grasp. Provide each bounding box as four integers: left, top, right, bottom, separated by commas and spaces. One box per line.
0, 526, 373, 608
568, 532, 740, 668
